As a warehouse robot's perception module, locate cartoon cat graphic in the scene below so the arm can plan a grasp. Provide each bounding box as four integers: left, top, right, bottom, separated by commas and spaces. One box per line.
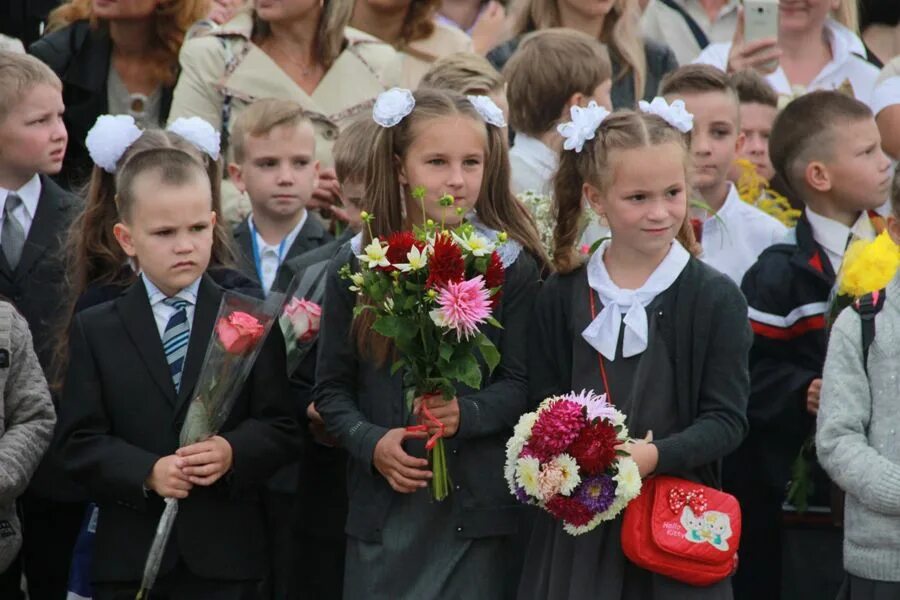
680, 507, 732, 551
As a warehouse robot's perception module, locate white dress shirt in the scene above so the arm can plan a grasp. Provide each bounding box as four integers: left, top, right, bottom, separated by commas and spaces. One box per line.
509, 134, 559, 197
142, 274, 201, 341
250, 211, 308, 294
805, 207, 876, 275
694, 19, 881, 109
0, 174, 41, 242
699, 183, 789, 286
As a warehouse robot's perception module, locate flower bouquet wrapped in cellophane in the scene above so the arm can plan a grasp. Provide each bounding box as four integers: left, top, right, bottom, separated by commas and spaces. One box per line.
342, 190, 506, 501
136, 287, 295, 599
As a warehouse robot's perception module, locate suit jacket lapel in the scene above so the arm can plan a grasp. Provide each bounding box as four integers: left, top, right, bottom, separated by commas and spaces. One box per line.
15, 177, 70, 279
174, 275, 222, 418
232, 219, 259, 284
116, 279, 177, 405
284, 215, 328, 262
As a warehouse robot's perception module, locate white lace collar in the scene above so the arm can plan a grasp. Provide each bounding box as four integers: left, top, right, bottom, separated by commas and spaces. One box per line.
582, 240, 690, 361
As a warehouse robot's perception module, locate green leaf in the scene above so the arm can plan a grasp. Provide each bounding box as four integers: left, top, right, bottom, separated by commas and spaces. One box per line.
477, 334, 501, 373
445, 353, 482, 389
390, 359, 406, 376
372, 315, 415, 340
439, 342, 454, 362
486, 316, 503, 329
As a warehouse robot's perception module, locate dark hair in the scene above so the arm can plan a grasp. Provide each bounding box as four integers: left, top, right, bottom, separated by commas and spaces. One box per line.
504, 28, 611, 136
729, 70, 778, 108
553, 110, 700, 273
357, 88, 548, 363
769, 90, 873, 196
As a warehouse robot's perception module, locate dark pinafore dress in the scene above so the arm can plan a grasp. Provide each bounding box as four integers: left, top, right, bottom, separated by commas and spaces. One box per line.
518, 269, 733, 600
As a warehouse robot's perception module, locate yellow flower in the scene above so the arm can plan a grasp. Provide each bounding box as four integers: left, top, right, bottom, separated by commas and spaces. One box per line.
733, 158, 801, 227
838, 231, 900, 298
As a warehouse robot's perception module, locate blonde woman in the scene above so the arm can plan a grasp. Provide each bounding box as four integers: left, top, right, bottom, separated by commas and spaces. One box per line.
168, 0, 400, 224
29, 0, 207, 189
486, 0, 677, 108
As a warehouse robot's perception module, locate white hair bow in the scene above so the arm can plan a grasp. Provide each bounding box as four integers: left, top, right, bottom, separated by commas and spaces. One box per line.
557, 101, 611, 153
467, 95, 506, 128
373, 88, 416, 128
638, 97, 694, 133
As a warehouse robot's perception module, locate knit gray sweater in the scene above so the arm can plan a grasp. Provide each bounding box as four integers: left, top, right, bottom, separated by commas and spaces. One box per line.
818, 274, 900, 581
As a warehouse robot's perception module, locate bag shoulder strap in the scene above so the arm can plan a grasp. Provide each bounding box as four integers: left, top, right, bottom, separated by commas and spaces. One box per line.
655, 0, 710, 50
850, 290, 886, 374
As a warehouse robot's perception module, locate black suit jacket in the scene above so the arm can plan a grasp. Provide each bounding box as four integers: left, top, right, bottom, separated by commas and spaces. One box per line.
56, 274, 300, 582
232, 214, 333, 292
0, 0, 56, 48
29, 21, 175, 190
0, 175, 78, 373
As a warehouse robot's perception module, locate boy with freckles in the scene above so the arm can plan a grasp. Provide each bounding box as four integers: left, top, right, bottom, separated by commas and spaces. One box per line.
661, 64, 787, 287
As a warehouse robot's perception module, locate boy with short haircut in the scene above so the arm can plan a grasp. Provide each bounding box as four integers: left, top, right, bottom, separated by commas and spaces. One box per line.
0, 50, 83, 600
661, 64, 787, 286
419, 52, 509, 125
729, 69, 779, 183
57, 145, 298, 598
228, 98, 332, 296
728, 91, 893, 600
272, 114, 377, 599
503, 28, 612, 197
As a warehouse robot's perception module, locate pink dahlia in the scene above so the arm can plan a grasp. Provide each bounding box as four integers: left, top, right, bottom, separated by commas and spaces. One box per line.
526, 400, 586, 462
432, 275, 492, 340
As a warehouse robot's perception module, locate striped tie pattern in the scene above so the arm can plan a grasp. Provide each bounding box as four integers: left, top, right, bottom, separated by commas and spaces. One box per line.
162, 298, 191, 391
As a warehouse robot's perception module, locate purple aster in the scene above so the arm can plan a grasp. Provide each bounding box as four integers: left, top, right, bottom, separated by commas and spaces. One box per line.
575, 474, 618, 514
515, 487, 531, 504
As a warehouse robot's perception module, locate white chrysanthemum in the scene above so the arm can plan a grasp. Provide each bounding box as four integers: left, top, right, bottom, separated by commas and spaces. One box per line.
396, 245, 428, 272
168, 116, 221, 160
638, 97, 694, 133
86, 114, 143, 173
512, 411, 538, 443
515, 456, 542, 499
467, 95, 507, 128
452, 231, 494, 257
557, 101, 610, 153
614, 457, 642, 500
551, 454, 582, 496
358, 240, 390, 268
373, 88, 415, 127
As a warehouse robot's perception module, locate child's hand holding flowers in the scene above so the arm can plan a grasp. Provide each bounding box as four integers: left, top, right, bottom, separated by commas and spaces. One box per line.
176, 435, 234, 486
414, 394, 461, 438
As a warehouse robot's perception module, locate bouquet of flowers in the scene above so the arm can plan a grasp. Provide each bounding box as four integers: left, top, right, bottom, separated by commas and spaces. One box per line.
137, 289, 292, 599
734, 158, 801, 227
505, 390, 642, 535
788, 230, 898, 512
342, 190, 505, 501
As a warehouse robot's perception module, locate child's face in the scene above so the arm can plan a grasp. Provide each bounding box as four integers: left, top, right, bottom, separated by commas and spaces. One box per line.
736, 102, 777, 181
114, 173, 216, 297
0, 83, 67, 187
229, 122, 319, 222
818, 119, 893, 212
673, 91, 742, 196
399, 115, 486, 227
586, 142, 688, 261
339, 180, 365, 232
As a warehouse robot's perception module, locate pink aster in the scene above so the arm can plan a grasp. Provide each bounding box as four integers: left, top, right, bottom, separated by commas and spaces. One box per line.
526, 400, 586, 462
432, 275, 492, 340
565, 389, 618, 423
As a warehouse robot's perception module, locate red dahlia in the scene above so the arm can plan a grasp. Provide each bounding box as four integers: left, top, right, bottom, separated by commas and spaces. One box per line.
377, 231, 418, 272
426, 234, 465, 288
484, 250, 505, 307
567, 420, 619, 476
546, 495, 594, 527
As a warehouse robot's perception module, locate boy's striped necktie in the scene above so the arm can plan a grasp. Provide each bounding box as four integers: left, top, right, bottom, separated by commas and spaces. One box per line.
162, 298, 191, 391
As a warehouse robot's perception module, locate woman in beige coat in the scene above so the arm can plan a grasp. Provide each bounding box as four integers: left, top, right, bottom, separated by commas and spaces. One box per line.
168, 0, 400, 223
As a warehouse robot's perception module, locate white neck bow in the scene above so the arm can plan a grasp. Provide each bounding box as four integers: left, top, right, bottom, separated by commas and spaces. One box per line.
582, 240, 690, 361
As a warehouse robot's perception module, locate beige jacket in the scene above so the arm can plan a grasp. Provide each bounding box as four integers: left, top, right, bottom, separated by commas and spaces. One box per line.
168, 13, 400, 223
397, 23, 473, 89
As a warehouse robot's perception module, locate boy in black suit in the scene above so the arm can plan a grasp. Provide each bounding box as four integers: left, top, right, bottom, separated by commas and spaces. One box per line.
0, 51, 82, 600
228, 98, 332, 296
56, 142, 299, 599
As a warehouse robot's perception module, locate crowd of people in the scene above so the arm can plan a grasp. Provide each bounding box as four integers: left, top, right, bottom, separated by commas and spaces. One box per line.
0, 0, 898, 599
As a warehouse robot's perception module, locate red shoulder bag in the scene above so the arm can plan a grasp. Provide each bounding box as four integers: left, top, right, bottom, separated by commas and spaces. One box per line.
588, 289, 741, 586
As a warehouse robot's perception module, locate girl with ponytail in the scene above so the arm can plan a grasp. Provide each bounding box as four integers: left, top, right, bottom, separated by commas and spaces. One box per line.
520, 100, 751, 599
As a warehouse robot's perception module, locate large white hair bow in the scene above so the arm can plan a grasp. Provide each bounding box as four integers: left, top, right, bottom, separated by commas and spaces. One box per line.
557, 101, 611, 153
85, 114, 222, 173
638, 97, 694, 133
373, 88, 416, 128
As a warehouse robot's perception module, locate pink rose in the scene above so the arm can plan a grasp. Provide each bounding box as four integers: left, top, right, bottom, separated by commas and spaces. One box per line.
216, 311, 265, 354
284, 298, 322, 343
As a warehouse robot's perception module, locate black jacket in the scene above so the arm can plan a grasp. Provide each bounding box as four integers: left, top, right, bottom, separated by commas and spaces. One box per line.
56, 275, 299, 582
315, 244, 540, 542
30, 21, 175, 190
733, 212, 837, 489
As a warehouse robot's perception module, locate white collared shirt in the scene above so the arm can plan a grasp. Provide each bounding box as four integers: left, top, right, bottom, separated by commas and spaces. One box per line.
142, 274, 201, 341
250, 211, 308, 294
509, 134, 559, 197
694, 19, 881, 108
0, 174, 41, 241
699, 183, 789, 286
805, 207, 876, 274
872, 75, 900, 116
641, 0, 740, 65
